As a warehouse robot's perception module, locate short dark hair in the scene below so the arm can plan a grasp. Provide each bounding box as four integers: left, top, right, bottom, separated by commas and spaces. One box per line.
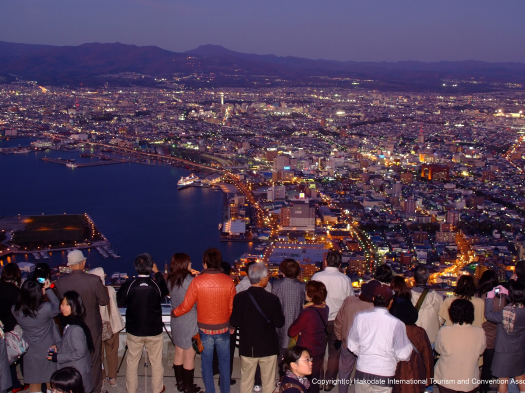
516, 261, 525, 280
375, 264, 393, 284
50, 367, 85, 393
509, 281, 525, 306
448, 298, 474, 325
306, 280, 327, 305
280, 258, 300, 278
373, 295, 391, 308
390, 276, 411, 300
203, 248, 222, 269
221, 261, 231, 276
61, 291, 86, 319
1, 263, 21, 287
280, 345, 311, 374
455, 275, 476, 299
414, 265, 430, 285
326, 251, 342, 268
134, 253, 154, 275
478, 270, 499, 297
14, 279, 44, 318
33, 263, 51, 281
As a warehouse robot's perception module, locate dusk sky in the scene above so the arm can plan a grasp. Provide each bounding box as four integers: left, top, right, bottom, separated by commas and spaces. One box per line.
1, 0, 524, 63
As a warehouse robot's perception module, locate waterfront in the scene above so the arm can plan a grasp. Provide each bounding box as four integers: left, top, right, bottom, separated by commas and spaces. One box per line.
0, 138, 258, 272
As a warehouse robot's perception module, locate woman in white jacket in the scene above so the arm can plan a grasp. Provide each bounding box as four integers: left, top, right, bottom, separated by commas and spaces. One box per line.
89, 267, 125, 388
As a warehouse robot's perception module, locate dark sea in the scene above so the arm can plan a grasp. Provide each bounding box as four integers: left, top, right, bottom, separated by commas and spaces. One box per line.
0, 138, 257, 274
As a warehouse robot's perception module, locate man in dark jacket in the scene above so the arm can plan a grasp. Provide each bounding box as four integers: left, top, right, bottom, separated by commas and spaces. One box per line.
55, 250, 109, 393
117, 253, 169, 393
230, 263, 285, 393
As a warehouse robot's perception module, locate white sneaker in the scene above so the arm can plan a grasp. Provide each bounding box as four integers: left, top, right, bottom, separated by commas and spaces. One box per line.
254, 386, 262, 392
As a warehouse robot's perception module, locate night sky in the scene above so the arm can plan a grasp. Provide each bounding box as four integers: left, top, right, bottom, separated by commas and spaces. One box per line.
1, 0, 524, 63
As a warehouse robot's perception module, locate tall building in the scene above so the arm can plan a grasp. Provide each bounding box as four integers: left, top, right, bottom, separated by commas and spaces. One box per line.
392, 181, 403, 197
272, 185, 286, 200
280, 203, 316, 230
404, 197, 416, 215
273, 155, 290, 171
418, 130, 425, 145
447, 210, 461, 226
220, 93, 224, 105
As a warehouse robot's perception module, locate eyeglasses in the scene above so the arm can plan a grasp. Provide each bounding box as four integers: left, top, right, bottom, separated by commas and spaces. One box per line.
297, 358, 313, 363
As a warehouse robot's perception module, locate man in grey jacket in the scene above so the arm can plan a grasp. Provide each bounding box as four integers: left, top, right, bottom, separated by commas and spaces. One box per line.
55, 250, 109, 393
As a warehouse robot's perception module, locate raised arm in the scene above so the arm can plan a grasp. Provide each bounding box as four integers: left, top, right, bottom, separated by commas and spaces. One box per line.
173, 279, 198, 317
484, 298, 503, 324
44, 288, 61, 318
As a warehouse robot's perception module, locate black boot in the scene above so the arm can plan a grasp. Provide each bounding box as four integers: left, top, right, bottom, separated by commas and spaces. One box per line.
183, 368, 201, 393
174, 364, 185, 392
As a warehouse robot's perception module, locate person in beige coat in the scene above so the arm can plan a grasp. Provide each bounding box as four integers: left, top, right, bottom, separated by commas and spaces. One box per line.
411, 265, 444, 345
438, 275, 485, 327
89, 267, 125, 388
434, 299, 486, 393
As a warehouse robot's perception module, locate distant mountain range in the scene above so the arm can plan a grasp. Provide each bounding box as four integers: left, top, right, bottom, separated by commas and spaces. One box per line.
1, 41, 524, 91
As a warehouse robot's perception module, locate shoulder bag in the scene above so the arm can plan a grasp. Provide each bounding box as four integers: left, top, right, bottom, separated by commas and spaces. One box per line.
102, 287, 114, 341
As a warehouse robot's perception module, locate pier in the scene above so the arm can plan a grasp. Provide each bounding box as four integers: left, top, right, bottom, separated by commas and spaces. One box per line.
41, 157, 129, 167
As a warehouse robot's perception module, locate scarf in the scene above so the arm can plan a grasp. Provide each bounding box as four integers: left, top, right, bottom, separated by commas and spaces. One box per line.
285, 370, 311, 389
502, 303, 524, 334
59, 315, 95, 353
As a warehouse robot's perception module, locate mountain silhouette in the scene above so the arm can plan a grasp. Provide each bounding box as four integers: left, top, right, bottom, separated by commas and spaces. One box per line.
1, 41, 524, 90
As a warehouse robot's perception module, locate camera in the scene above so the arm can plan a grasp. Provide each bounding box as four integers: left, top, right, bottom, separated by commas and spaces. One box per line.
494, 288, 500, 295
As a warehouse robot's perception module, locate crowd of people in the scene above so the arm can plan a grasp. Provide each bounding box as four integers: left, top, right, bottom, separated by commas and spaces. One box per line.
1, 249, 525, 393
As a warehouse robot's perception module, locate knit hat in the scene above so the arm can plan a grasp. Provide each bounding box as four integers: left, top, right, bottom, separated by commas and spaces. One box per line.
67, 250, 87, 266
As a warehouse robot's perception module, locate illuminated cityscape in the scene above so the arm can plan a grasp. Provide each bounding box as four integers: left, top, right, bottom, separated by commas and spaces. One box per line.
1, 82, 524, 287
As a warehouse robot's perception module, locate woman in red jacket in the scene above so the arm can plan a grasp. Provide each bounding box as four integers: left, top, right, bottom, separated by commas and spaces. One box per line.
288, 281, 328, 393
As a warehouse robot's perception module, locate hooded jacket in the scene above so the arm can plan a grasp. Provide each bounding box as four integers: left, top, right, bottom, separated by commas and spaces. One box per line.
89, 268, 125, 334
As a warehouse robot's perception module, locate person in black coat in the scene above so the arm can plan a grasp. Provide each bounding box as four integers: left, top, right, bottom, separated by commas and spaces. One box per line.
117, 253, 169, 393
230, 263, 285, 393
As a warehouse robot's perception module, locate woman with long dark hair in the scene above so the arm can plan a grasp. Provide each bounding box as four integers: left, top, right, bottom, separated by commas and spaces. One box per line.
288, 281, 328, 393
12, 279, 61, 393
0, 263, 27, 392
485, 281, 525, 393
389, 276, 412, 319
439, 275, 485, 327
278, 346, 312, 393
48, 291, 94, 393
477, 270, 507, 393
168, 253, 200, 393
50, 367, 85, 393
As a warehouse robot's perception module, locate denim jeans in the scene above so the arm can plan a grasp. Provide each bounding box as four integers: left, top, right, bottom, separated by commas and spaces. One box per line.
201, 330, 231, 393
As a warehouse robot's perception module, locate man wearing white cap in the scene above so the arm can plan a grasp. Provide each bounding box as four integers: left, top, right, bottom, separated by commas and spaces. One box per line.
55, 250, 109, 393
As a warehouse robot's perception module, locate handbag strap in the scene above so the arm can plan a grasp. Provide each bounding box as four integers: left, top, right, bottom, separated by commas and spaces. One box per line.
312, 307, 329, 335
247, 290, 273, 327
415, 288, 429, 311
105, 287, 112, 321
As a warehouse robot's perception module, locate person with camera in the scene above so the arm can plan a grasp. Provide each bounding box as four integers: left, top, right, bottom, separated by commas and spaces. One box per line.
117, 253, 169, 393
12, 279, 61, 393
